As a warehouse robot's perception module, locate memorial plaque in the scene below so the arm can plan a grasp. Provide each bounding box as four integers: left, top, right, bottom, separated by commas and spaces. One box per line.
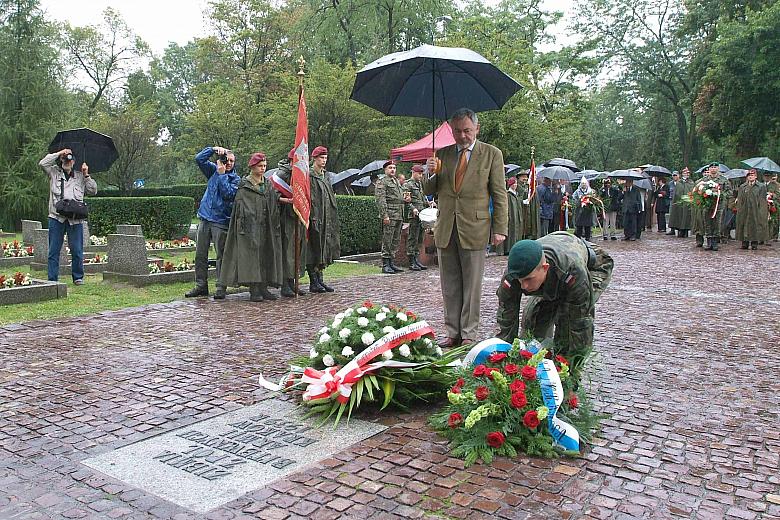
82, 399, 386, 513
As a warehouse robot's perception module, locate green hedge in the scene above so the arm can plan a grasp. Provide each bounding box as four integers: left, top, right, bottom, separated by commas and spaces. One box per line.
336, 195, 381, 255
95, 184, 206, 210
88, 197, 194, 240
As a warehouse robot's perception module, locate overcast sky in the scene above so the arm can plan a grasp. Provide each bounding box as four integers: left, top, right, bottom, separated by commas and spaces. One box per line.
39, 0, 577, 56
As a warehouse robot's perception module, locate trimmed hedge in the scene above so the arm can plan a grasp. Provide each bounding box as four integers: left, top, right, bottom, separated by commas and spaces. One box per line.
336, 195, 381, 256
95, 184, 206, 212
88, 197, 194, 240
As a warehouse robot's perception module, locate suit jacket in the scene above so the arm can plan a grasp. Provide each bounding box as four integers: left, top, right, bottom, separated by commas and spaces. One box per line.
622, 185, 642, 214
424, 140, 508, 250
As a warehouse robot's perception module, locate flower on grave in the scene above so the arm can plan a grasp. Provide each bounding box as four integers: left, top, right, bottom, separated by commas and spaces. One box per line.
357, 317, 369, 327
361, 332, 375, 346
339, 328, 351, 340
148, 263, 161, 274
319, 326, 329, 334
332, 318, 343, 329
375, 312, 386, 322
396, 312, 408, 322
523, 410, 540, 429
381, 306, 390, 313
398, 344, 411, 358
382, 350, 393, 360
510, 391, 527, 409
357, 306, 368, 314
341, 346, 354, 357
448, 413, 463, 429
486, 431, 505, 448
319, 333, 331, 344
536, 406, 549, 421
436, 346, 443, 356
488, 352, 507, 363
343, 308, 354, 317
521, 365, 537, 380
475, 386, 489, 401
382, 325, 395, 334
309, 348, 318, 359
322, 354, 335, 367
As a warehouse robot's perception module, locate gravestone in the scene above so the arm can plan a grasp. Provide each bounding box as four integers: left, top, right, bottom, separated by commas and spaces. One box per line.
32, 228, 68, 267
106, 234, 148, 275
22, 220, 42, 245
116, 224, 143, 236
82, 221, 91, 248
82, 399, 385, 513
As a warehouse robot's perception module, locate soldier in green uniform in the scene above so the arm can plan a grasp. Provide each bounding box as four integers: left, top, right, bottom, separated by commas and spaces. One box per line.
376, 160, 405, 274
496, 233, 614, 378
764, 172, 779, 244
306, 146, 341, 292
517, 171, 540, 239
669, 167, 694, 237
498, 176, 523, 255
735, 168, 769, 250
697, 162, 732, 251
276, 151, 307, 297
403, 164, 429, 271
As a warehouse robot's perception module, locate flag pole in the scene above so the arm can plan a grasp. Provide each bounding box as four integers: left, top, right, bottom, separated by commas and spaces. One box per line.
294, 56, 306, 297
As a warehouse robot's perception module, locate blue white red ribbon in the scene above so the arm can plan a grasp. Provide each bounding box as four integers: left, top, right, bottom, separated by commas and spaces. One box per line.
462, 338, 512, 366
270, 173, 293, 198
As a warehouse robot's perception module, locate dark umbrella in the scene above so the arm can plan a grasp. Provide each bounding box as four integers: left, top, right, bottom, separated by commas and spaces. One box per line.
48, 128, 118, 173
725, 168, 748, 180
608, 169, 647, 181
330, 168, 361, 185
741, 156, 780, 173
504, 163, 522, 177
644, 165, 672, 177
351, 45, 522, 120
537, 165, 572, 181
634, 179, 652, 191
695, 163, 730, 174
543, 158, 581, 172
351, 176, 375, 188
572, 169, 606, 182
358, 160, 388, 179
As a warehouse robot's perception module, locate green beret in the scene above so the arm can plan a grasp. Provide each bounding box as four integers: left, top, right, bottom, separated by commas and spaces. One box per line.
507, 240, 543, 278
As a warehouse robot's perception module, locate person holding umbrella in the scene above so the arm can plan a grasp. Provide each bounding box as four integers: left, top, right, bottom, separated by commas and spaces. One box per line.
425, 108, 508, 347
621, 179, 642, 241
653, 176, 670, 232
39, 148, 97, 284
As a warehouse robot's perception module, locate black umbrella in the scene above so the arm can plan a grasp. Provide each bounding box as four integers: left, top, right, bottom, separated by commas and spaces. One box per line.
725, 168, 748, 180
644, 165, 672, 177
330, 168, 361, 185
537, 165, 572, 181
357, 160, 388, 179
543, 158, 581, 172
48, 128, 118, 173
695, 163, 730, 174
608, 169, 646, 181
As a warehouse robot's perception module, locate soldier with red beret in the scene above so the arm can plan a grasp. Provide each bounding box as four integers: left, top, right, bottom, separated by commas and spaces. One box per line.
306, 146, 341, 292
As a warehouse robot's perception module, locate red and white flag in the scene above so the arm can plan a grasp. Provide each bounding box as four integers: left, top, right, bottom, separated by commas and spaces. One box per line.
291, 89, 311, 227
528, 156, 537, 201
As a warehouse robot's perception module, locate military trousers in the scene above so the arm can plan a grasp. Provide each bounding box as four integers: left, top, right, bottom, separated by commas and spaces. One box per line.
703, 210, 722, 238
406, 217, 424, 256
381, 219, 402, 259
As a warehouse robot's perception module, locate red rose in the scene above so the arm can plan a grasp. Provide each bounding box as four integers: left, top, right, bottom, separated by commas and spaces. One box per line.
504, 363, 519, 375
510, 392, 527, 409
509, 379, 526, 393
568, 394, 579, 409
555, 355, 569, 366
520, 350, 533, 360
523, 410, 540, 429
448, 413, 463, 428
475, 386, 489, 401
472, 364, 488, 377
450, 385, 461, 394
486, 367, 500, 380
455, 377, 466, 388
486, 431, 505, 448
488, 352, 507, 364
521, 365, 537, 380
363, 301, 374, 308
545, 350, 553, 359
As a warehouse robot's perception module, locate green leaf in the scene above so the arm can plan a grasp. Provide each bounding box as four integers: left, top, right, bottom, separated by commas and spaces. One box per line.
380, 377, 395, 410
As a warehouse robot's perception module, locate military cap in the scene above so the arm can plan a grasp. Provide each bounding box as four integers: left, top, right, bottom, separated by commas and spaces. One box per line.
507, 240, 543, 279
248, 152, 266, 167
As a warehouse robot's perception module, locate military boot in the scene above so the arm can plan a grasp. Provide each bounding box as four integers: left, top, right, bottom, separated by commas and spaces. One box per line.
382, 258, 395, 274
280, 279, 295, 298
415, 256, 427, 270
704, 237, 713, 250
259, 283, 278, 300
712, 237, 719, 251
751, 241, 758, 250
249, 284, 264, 302
741, 241, 749, 249
317, 271, 334, 292
389, 259, 404, 273
408, 255, 421, 271
696, 234, 704, 247
308, 268, 326, 293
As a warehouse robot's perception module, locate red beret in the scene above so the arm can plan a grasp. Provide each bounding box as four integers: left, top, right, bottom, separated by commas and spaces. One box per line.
411, 164, 424, 173
312, 146, 328, 158
383, 160, 395, 169
248, 152, 266, 167
506, 177, 517, 187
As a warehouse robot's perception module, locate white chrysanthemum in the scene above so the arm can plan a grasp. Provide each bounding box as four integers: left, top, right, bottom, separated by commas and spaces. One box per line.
362, 332, 375, 346
343, 308, 354, 316
435, 346, 443, 356
705, 189, 713, 196
357, 317, 369, 327
332, 318, 343, 329
382, 325, 396, 334
424, 337, 432, 345
341, 346, 354, 357
319, 326, 329, 334
398, 344, 411, 357
516, 339, 527, 350
323, 354, 335, 367
309, 348, 318, 358
335, 312, 345, 320
381, 306, 390, 313
382, 350, 393, 360
375, 312, 387, 322
357, 307, 368, 314
339, 328, 351, 339
319, 333, 331, 344
396, 312, 408, 322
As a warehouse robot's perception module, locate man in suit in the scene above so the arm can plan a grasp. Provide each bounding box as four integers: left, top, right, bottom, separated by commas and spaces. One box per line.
425, 108, 508, 347
622, 179, 642, 241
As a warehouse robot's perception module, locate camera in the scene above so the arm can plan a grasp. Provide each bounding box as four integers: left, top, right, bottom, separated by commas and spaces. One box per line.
217, 154, 229, 164
63, 153, 74, 161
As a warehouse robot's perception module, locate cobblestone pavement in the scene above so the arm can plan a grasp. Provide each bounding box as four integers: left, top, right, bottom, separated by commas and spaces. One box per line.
1, 233, 779, 519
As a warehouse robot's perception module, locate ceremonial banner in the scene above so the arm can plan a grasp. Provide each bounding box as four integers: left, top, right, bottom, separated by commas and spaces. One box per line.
291, 89, 311, 227
526, 156, 537, 202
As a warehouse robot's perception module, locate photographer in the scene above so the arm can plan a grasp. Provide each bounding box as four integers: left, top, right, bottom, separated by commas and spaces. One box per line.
39, 149, 97, 284
186, 146, 240, 299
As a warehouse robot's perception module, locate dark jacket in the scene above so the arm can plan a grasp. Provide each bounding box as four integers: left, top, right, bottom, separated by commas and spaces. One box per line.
602, 185, 623, 212
195, 147, 240, 227
537, 183, 555, 220
654, 183, 670, 213
622, 185, 642, 214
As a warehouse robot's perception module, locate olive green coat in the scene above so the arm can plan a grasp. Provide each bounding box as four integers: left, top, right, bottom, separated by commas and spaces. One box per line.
735, 181, 768, 242
518, 181, 540, 238
496, 232, 614, 373
766, 180, 780, 241
375, 175, 404, 220
701, 174, 732, 237
276, 160, 306, 278
219, 176, 283, 288
669, 177, 694, 230
307, 168, 341, 267
498, 189, 523, 254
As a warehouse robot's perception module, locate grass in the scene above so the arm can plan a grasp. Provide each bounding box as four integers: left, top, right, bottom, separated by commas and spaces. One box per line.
0, 259, 378, 326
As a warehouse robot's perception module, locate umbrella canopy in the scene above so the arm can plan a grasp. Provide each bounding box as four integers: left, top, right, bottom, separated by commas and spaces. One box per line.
572, 169, 606, 182
358, 160, 388, 178
48, 128, 118, 173
637, 164, 654, 169
329, 168, 361, 185
390, 121, 456, 163
505, 164, 524, 177
634, 178, 652, 190
725, 168, 748, 180
537, 165, 572, 181
695, 162, 730, 174
741, 156, 780, 173
350, 44, 522, 120
351, 176, 374, 188
608, 169, 647, 181
644, 165, 672, 177
543, 158, 580, 172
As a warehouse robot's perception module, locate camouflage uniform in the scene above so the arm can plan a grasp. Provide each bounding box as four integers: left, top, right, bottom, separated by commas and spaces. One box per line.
496, 232, 614, 376
404, 177, 427, 258
375, 174, 404, 262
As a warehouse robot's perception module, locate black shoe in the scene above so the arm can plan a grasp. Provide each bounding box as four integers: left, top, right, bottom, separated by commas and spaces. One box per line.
415, 257, 428, 270
602, 237, 608, 241
259, 285, 278, 300
308, 268, 327, 293
316, 271, 334, 292
213, 287, 227, 299
382, 258, 395, 274
249, 286, 264, 302
280, 280, 295, 298
390, 261, 404, 273
751, 242, 758, 250
185, 286, 209, 298
610, 237, 617, 241
696, 235, 704, 247
408, 256, 421, 271
741, 242, 749, 249
712, 238, 719, 251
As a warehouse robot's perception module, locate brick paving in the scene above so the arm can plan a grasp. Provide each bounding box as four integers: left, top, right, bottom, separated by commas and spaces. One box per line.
1, 233, 779, 519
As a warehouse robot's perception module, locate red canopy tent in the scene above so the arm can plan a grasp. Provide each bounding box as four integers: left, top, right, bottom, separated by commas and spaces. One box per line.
390, 122, 456, 163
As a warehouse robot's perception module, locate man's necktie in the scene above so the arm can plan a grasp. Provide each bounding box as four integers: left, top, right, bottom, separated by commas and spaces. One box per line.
454, 148, 468, 193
